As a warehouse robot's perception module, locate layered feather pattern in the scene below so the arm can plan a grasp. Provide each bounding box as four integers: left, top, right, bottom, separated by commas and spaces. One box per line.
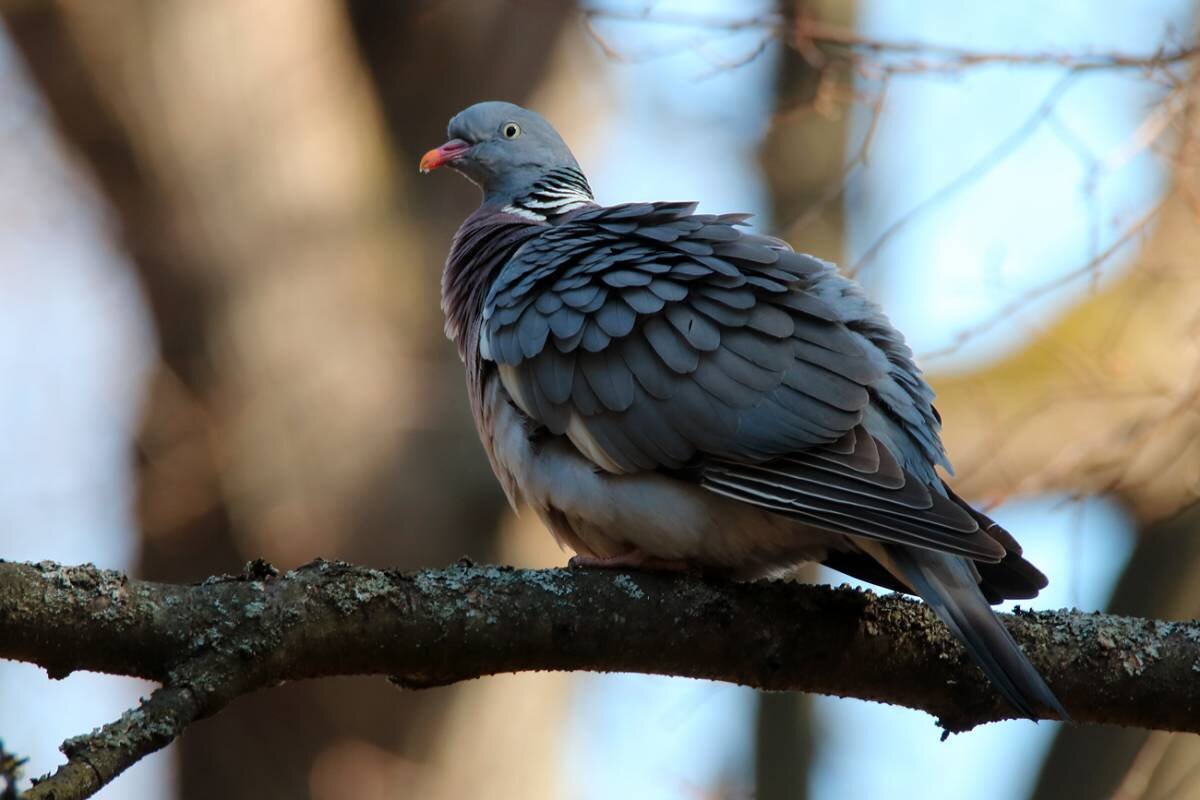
479, 201, 1006, 563
432, 100, 1063, 718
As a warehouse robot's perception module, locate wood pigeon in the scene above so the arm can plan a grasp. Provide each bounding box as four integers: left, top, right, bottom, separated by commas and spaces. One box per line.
421, 100, 1066, 721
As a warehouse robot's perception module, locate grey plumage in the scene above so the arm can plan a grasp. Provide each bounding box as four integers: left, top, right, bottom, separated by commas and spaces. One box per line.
425, 100, 1066, 721
888, 546, 1055, 720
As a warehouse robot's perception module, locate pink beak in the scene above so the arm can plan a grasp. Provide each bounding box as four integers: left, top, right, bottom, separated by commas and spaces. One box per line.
419, 138, 471, 173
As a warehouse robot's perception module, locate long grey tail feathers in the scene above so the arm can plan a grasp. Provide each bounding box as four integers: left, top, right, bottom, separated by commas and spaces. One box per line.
888, 546, 1069, 721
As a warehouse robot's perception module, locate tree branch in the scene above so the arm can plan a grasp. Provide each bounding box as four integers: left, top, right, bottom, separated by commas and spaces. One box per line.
2, 558, 1198, 799
25, 684, 202, 800
580, 6, 1200, 75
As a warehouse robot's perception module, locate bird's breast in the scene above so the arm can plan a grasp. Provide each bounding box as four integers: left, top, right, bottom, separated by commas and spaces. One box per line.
477, 372, 844, 573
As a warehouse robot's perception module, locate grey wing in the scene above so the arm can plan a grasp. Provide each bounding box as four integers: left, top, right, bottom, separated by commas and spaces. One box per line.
483, 202, 1004, 562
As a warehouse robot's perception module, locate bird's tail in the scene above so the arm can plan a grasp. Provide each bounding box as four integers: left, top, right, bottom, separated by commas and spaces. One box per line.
887, 546, 1068, 721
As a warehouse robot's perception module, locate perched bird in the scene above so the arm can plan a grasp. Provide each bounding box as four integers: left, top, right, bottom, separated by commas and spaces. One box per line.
421, 100, 1065, 720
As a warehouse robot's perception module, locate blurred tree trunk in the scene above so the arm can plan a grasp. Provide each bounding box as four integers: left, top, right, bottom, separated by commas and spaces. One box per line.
755, 1, 857, 795
344, 7, 604, 797
1031, 501, 1200, 800
2, 1, 570, 797
755, 690, 814, 800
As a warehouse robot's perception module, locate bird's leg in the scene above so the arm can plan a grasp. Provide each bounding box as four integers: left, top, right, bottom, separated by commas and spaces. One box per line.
568, 551, 697, 572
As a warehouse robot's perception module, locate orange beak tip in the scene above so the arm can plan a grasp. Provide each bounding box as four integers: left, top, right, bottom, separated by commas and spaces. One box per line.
418, 139, 470, 175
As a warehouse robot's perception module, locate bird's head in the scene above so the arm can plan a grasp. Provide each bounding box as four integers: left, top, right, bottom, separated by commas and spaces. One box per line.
420, 101, 584, 205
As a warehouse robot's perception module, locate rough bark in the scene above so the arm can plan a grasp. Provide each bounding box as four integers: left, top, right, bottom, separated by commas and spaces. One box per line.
2, 558, 1199, 799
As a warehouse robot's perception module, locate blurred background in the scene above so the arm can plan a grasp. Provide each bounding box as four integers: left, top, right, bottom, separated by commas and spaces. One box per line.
0, 0, 1197, 797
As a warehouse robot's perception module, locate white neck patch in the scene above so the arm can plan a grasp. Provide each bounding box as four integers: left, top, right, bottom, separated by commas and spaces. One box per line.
502, 204, 547, 222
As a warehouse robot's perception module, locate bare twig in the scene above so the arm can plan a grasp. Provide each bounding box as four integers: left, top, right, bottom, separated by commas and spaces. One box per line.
581, 7, 1200, 76
919, 192, 1170, 361
846, 72, 1079, 277
788, 19, 1200, 76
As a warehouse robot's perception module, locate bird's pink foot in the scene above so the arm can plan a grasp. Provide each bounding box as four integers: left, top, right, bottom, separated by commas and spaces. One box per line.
568, 551, 697, 572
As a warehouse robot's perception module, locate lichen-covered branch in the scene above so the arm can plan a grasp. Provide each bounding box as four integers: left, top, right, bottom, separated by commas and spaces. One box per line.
1, 558, 1198, 799
23, 684, 201, 800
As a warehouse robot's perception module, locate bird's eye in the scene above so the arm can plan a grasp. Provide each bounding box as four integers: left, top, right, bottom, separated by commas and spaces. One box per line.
502, 122, 521, 139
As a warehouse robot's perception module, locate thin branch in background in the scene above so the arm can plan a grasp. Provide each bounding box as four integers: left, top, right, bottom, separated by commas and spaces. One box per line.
582, 11, 775, 68
581, 6, 1200, 76
990, 365, 1200, 508
1104, 84, 1189, 172
846, 71, 1080, 277
954, 387, 1062, 490
918, 192, 1170, 362
581, 3, 1199, 357
580, 7, 775, 37
693, 33, 775, 80
787, 17, 1200, 76
1096, 260, 1164, 356
583, 13, 632, 63
1058, 355, 1200, 498
951, 375, 1191, 495
1179, 176, 1200, 219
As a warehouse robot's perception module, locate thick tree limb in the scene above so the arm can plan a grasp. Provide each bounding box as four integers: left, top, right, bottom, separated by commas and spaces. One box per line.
1, 558, 1198, 799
